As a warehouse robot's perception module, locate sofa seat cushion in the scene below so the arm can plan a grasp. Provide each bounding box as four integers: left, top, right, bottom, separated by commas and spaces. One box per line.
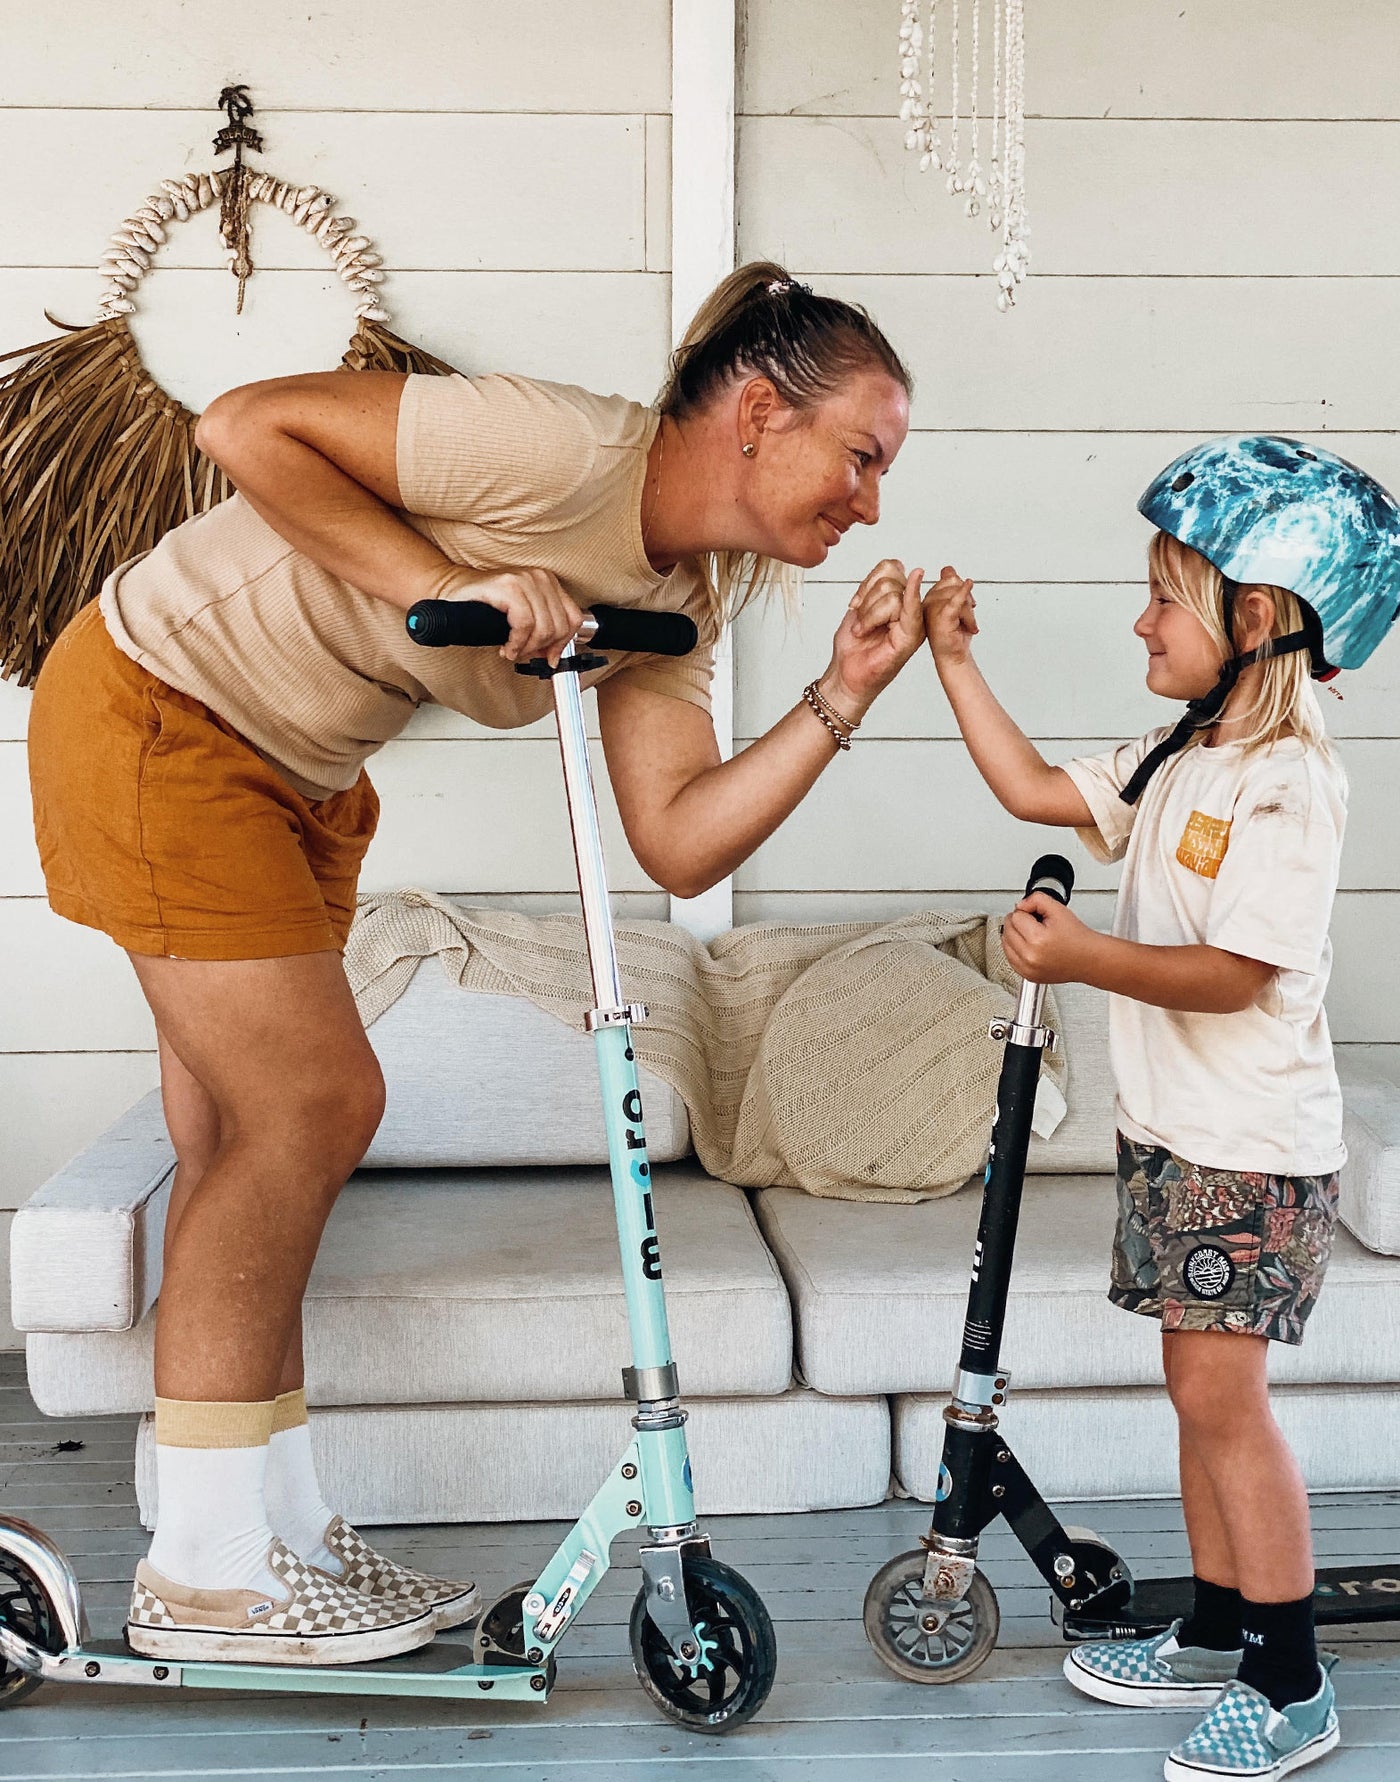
362, 963, 690, 1168
895, 1382, 1400, 1501
134, 1389, 890, 1525
27, 1163, 792, 1413
756, 1173, 1400, 1395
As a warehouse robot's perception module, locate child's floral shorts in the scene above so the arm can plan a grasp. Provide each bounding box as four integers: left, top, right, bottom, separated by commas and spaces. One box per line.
1109, 1133, 1340, 1346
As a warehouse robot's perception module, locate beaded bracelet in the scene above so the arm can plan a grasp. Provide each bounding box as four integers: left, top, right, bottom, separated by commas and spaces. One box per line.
802, 680, 859, 750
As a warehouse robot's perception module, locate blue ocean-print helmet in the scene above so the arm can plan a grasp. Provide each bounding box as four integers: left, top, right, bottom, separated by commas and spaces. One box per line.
1139, 434, 1400, 677
1118, 436, 1400, 805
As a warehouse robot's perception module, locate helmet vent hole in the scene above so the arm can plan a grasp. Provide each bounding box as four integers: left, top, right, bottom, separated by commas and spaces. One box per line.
1171, 471, 1195, 492
1296, 448, 1318, 461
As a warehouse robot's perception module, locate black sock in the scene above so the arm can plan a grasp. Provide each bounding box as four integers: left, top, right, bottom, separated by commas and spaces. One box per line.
1178, 1576, 1243, 1652
1238, 1593, 1321, 1711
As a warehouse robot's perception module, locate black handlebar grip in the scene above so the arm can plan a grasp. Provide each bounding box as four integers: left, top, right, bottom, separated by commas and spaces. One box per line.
1024, 853, 1075, 906
588, 604, 698, 657
404, 600, 698, 657
404, 601, 510, 647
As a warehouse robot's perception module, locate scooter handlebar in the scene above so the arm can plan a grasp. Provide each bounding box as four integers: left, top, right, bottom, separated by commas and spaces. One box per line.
405, 600, 699, 657
1024, 853, 1075, 907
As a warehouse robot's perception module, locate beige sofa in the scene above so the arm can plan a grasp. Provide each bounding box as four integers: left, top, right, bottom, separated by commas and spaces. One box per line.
11, 937, 1400, 1525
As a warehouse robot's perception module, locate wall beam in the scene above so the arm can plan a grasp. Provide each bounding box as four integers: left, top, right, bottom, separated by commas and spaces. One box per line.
668, 0, 737, 940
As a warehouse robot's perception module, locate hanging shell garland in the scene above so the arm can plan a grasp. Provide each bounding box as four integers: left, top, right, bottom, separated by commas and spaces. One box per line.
95, 172, 398, 328
0, 166, 457, 685
899, 0, 1030, 310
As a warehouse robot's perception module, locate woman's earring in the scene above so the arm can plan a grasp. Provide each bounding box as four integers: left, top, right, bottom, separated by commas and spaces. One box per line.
742, 442, 757, 458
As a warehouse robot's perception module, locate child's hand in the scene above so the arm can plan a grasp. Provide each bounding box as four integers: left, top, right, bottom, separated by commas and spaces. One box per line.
824, 559, 926, 714
1001, 894, 1101, 986
922, 565, 978, 667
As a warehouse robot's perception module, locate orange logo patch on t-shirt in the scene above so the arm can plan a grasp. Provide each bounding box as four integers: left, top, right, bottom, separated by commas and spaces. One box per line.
1176, 810, 1232, 879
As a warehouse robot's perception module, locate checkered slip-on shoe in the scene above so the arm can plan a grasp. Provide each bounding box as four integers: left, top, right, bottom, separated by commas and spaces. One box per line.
1164, 1661, 1339, 1782
1064, 1620, 1242, 1708
314, 1516, 481, 1632
125, 1537, 437, 1666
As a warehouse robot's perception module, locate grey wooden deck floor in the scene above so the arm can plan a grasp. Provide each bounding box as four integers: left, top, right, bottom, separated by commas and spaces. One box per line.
1, 1354, 1397, 1781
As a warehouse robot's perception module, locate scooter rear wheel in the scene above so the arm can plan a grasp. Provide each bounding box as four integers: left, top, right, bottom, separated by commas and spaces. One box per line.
629, 1555, 777, 1734
863, 1550, 999, 1684
0, 1552, 60, 1707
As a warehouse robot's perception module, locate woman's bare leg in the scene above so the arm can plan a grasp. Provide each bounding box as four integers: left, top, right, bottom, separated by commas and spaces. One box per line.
155, 1031, 305, 1397
130, 951, 383, 1403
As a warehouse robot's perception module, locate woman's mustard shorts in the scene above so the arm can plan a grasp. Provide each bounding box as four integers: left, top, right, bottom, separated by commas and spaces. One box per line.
28, 604, 378, 960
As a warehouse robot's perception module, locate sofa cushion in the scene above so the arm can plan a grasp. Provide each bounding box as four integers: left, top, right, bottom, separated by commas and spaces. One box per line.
756, 1173, 1400, 1395
1025, 980, 1115, 1174
9, 1092, 171, 1333
362, 963, 690, 1168
895, 1381, 1400, 1501
1339, 1074, 1400, 1256
134, 1389, 890, 1525
27, 1162, 792, 1414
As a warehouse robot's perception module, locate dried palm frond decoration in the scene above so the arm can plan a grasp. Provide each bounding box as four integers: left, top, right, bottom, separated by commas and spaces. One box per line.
0, 90, 456, 686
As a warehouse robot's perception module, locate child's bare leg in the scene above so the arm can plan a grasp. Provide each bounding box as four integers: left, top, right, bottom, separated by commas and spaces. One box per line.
1162, 1334, 1245, 1651
1164, 1330, 1313, 1597
1164, 1334, 1237, 1584
1165, 1329, 1320, 1708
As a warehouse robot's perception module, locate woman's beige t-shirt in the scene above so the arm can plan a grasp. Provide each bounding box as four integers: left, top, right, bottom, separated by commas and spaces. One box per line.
99, 374, 716, 799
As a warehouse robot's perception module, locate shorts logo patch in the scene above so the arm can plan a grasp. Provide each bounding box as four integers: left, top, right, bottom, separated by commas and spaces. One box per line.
1176, 810, 1232, 878
1183, 1244, 1236, 1300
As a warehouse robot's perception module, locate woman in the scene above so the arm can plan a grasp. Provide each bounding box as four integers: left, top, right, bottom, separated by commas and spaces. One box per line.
28, 261, 925, 1665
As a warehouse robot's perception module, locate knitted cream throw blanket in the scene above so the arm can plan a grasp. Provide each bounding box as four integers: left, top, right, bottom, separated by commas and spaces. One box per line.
345, 890, 1067, 1204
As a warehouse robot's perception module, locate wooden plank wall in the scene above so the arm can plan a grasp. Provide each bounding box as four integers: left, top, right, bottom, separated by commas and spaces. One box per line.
0, 0, 675, 1334
730, 0, 1400, 1041
5, 1, 1400, 1338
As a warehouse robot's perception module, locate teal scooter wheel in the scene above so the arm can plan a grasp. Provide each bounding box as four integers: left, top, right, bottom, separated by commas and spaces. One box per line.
863, 1550, 1000, 1684
0, 1552, 60, 1707
629, 1555, 777, 1733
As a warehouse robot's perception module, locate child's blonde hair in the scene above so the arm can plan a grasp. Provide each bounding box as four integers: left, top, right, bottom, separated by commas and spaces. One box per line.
1148, 530, 1330, 758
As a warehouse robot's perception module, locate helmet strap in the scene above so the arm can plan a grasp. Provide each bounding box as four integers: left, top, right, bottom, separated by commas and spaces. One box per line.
1118, 580, 1313, 806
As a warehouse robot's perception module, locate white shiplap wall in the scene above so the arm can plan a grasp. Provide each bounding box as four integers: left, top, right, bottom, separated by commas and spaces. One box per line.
5, 2, 1400, 1340
0, 0, 676, 1338
731, 0, 1400, 1066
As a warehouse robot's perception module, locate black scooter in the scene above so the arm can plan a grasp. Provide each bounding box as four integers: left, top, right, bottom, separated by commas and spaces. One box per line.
862, 854, 1400, 1684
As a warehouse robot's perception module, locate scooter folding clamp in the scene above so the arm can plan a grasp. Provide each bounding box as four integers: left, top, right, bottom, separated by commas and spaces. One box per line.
952, 1366, 1011, 1413
622, 1363, 679, 1403
988, 1016, 1057, 1050
585, 1002, 649, 1031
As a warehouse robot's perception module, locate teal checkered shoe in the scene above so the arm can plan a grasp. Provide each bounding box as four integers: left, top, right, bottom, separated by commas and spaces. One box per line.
1064, 1619, 1241, 1707
1164, 1660, 1339, 1781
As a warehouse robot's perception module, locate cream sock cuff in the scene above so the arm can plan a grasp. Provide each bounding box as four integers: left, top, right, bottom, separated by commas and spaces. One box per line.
271, 1389, 309, 1436
153, 1397, 276, 1449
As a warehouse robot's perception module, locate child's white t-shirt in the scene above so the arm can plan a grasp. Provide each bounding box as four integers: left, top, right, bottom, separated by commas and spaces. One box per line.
1061, 729, 1347, 1177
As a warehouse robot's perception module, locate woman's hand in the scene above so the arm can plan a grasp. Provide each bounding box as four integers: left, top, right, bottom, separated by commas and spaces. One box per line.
1000, 894, 1103, 985
435, 566, 586, 666
821, 558, 926, 721
922, 564, 978, 667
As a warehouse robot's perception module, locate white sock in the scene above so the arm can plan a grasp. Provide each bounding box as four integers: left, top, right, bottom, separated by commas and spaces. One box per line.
146, 1399, 281, 1595
264, 1390, 342, 1575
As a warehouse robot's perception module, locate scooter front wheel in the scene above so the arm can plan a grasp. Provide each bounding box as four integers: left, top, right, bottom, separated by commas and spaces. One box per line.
863, 1550, 999, 1684
0, 1551, 60, 1707
629, 1555, 777, 1734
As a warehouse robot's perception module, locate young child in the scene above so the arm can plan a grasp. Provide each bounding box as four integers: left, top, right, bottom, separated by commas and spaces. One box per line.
923, 436, 1400, 1782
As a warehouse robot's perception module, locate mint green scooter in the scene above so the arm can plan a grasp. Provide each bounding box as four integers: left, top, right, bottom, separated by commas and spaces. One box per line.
0, 601, 777, 1733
